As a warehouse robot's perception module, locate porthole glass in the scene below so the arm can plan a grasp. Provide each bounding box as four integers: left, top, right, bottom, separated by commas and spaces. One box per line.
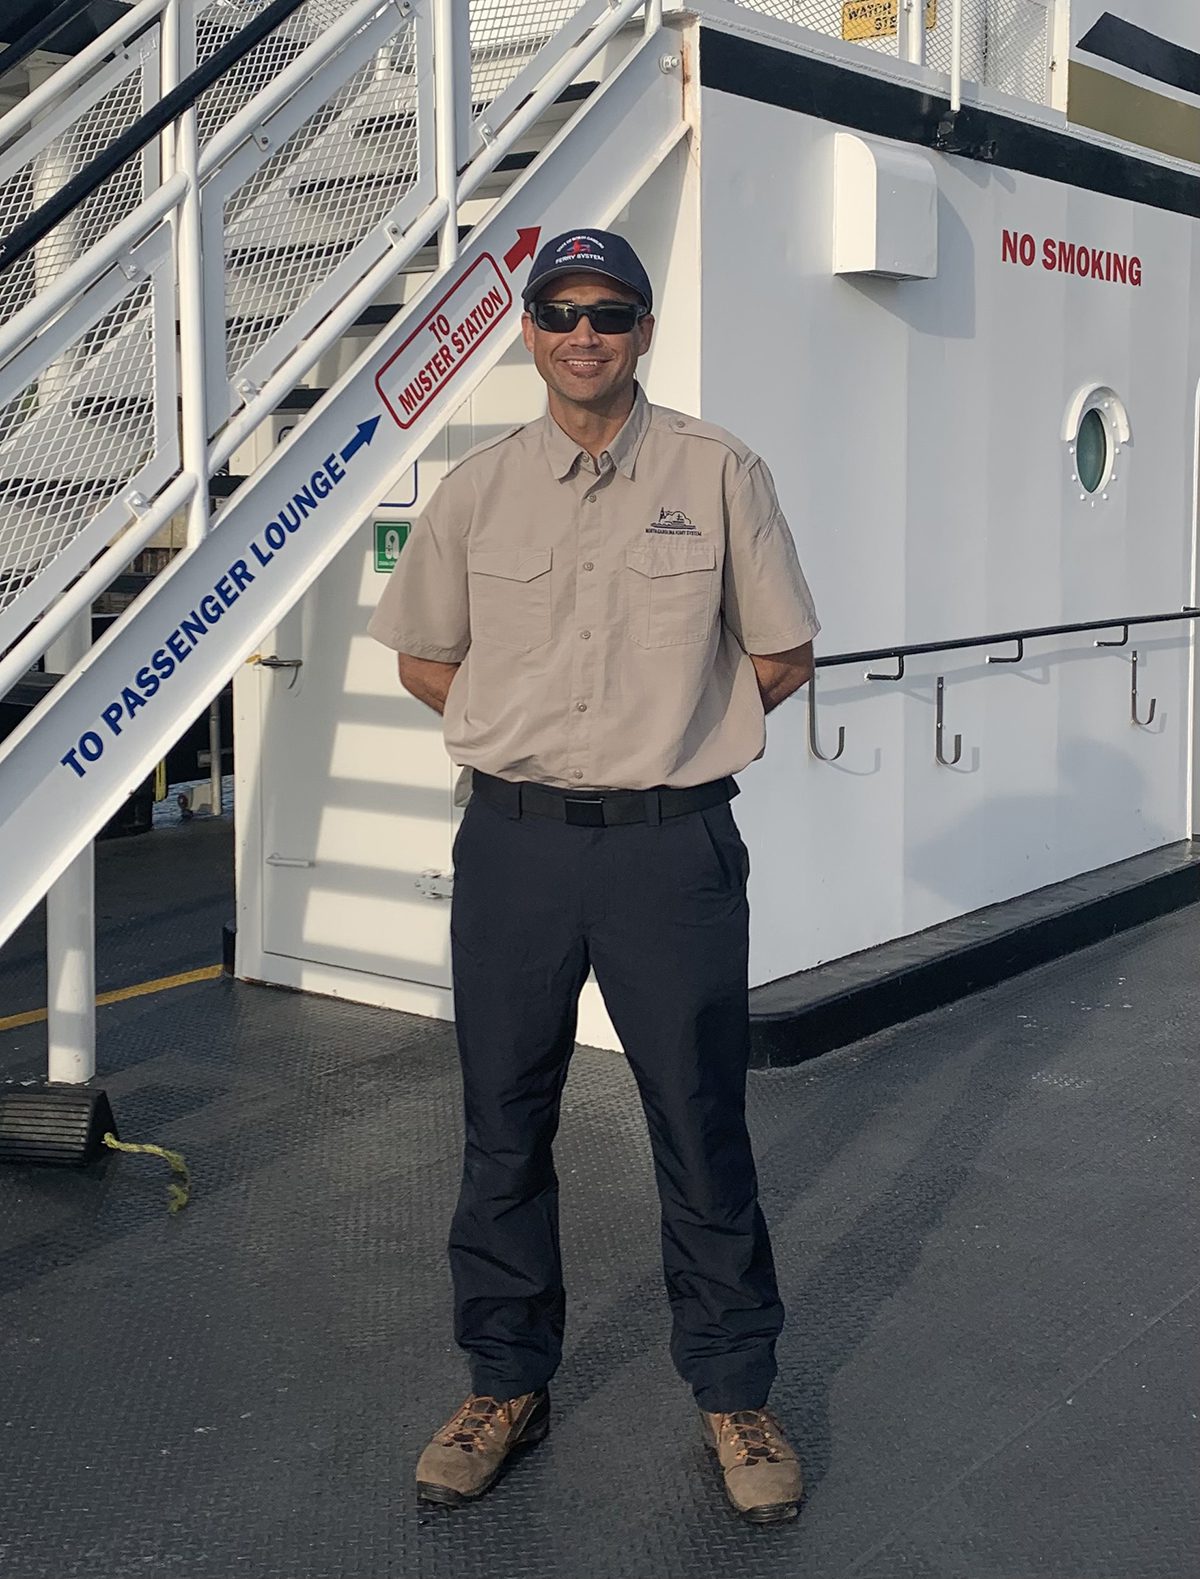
1076, 408, 1109, 493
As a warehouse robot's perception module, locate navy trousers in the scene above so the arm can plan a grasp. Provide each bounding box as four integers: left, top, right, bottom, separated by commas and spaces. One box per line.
447, 785, 784, 1413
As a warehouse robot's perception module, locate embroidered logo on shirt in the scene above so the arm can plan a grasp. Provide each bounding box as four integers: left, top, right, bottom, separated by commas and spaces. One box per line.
646, 508, 700, 536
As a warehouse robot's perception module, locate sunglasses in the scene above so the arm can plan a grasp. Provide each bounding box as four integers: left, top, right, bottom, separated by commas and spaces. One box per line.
529, 300, 648, 335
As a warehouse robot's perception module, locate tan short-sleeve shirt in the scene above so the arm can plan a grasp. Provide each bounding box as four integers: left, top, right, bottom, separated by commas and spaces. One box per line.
367, 386, 819, 789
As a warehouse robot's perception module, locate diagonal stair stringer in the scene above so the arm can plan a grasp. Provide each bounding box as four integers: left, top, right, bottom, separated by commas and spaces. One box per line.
0, 34, 688, 951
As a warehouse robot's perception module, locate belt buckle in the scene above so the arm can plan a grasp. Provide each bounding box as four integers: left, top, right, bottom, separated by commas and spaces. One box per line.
563, 796, 605, 827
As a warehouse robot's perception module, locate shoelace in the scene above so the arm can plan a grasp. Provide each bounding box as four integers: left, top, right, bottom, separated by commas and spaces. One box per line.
721, 1410, 784, 1465
438, 1395, 506, 1451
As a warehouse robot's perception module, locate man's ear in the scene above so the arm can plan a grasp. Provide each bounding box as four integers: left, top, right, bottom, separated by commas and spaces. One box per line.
520, 310, 536, 354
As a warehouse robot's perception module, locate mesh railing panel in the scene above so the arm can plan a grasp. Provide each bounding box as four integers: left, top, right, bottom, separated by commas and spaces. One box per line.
0, 61, 151, 333
733, 0, 1052, 93
194, 0, 358, 145
468, 0, 594, 115
924, 0, 987, 84
218, 11, 420, 381
986, 0, 1049, 100
0, 277, 160, 616
729, 0, 900, 55
924, 0, 1048, 98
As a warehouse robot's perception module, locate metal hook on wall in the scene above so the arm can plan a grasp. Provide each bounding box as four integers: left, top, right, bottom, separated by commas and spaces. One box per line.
1130, 650, 1156, 726
806, 673, 846, 763
986, 636, 1024, 665
1095, 623, 1130, 649
935, 676, 963, 766
866, 653, 905, 682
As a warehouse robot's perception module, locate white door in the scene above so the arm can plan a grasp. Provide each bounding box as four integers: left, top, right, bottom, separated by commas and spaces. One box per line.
255, 432, 458, 989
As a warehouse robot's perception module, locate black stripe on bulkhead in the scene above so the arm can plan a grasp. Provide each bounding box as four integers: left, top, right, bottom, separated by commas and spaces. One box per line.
1077, 12, 1200, 99
698, 28, 1200, 220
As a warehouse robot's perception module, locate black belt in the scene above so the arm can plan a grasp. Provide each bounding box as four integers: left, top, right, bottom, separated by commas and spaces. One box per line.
471, 770, 737, 827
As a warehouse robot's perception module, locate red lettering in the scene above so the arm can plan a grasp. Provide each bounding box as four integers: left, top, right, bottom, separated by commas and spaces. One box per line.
1042, 238, 1057, 270
1113, 253, 1127, 284
1002, 228, 1020, 264
1019, 232, 1036, 267
1130, 256, 1142, 286
1090, 247, 1105, 278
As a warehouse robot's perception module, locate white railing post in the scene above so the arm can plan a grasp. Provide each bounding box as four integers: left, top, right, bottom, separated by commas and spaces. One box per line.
163, 0, 211, 548
434, 0, 463, 270
644, 0, 664, 34
950, 0, 963, 109
45, 610, 96, 1085
899, 0, 926, 67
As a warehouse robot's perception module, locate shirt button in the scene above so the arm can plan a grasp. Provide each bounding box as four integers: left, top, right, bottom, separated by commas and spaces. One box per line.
582, 561, 594, 571
572, 769, 584, 779
576, 702, 587, 712
580, 630, 591, 640
672, 417, 686, 429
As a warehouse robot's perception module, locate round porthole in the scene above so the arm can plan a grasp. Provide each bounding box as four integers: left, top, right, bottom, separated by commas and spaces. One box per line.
1076, 408, 1109, 493
1063, 385, 1129, 505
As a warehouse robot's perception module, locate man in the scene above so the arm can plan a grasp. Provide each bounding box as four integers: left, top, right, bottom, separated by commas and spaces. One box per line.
367, 229, 819, 1524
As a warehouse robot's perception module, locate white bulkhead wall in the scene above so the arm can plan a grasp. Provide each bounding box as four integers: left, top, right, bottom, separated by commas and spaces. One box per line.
698, 87, 1200, 984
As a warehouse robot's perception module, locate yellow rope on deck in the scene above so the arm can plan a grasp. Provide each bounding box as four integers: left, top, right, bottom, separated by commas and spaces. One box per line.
101, 1132, 191, 1213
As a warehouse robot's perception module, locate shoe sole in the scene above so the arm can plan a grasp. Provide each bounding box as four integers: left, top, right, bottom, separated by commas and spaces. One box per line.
416, 1411, 550, 1507
737, 1499, 800, 1525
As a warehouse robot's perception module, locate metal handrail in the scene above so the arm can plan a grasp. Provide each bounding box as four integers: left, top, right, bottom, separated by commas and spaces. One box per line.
816, 606, 1200, 675
0, 0, 311, 274
0, 0, 101, 83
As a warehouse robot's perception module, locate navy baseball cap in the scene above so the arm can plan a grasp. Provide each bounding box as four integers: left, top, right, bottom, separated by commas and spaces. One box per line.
522, 229, 653, 312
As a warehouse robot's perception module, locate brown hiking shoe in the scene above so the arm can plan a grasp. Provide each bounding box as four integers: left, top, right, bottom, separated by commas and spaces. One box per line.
415, 1391, 550, 1505
700, 1407, 803, 1524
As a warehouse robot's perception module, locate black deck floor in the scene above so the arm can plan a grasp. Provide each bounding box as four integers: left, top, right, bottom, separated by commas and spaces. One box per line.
0, 817, 1197, 1578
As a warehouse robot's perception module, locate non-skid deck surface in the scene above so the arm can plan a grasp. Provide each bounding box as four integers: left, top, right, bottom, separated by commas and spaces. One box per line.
1, 899, 1197, 1577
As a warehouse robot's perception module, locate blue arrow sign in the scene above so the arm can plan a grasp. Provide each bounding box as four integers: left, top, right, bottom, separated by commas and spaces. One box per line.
340, 415, 380, 463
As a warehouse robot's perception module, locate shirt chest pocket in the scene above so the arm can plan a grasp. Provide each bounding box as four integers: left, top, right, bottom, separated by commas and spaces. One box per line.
625, 540, 718, 649
467, 545, 553, 651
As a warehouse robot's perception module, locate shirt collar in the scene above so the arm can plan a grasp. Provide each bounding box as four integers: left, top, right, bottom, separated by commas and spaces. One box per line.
541, 384, 651, 481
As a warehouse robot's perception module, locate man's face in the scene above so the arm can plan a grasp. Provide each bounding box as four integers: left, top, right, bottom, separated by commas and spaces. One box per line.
521, 272, 654, 411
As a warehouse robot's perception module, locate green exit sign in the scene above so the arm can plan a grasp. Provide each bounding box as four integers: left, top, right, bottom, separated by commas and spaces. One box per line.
374, 520, 410, 572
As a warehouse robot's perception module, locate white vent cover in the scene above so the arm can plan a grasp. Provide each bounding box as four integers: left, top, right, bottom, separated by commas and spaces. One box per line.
832, 132, 938, 280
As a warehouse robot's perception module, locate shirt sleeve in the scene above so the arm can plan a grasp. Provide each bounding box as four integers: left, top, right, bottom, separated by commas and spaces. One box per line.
722, 455, 820, 654
366, 474, 471, 661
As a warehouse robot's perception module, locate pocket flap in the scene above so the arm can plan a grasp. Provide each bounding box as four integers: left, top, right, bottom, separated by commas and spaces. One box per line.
468, 545, 553, 582
625, 540, 717, 578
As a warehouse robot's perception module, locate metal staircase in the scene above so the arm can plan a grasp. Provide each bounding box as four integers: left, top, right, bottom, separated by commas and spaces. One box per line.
0, 0, 688, 958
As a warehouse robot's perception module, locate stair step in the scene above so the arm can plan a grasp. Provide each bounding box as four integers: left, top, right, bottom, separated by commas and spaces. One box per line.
0, 474, 120, 502
208, 472, 247, 499
348, 80, 596, 144
288, 147, 533, 204
272, 385, 326, 412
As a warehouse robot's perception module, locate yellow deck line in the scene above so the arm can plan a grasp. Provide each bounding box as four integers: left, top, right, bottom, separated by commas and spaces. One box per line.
0, 963, 223, 1032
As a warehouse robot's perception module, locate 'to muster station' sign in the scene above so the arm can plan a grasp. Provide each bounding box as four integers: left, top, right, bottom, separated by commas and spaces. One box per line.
1001, 228, 1143, 287
375, 229, 540, 430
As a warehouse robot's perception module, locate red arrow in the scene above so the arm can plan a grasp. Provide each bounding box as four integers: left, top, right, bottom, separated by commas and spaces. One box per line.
504, 227, 541, 273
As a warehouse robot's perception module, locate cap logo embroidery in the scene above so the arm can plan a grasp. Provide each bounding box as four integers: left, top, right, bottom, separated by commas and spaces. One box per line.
556, 233, 605, 267
646, 508, 700, 536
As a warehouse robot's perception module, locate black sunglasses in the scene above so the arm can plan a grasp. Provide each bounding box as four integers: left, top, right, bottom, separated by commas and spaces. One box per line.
529, 299, 647, 335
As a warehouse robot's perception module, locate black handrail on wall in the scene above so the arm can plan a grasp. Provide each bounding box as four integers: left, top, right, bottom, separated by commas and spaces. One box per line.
815, 605, 1200, 674
0, 0, 98, 84
0, 0, 310, 276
